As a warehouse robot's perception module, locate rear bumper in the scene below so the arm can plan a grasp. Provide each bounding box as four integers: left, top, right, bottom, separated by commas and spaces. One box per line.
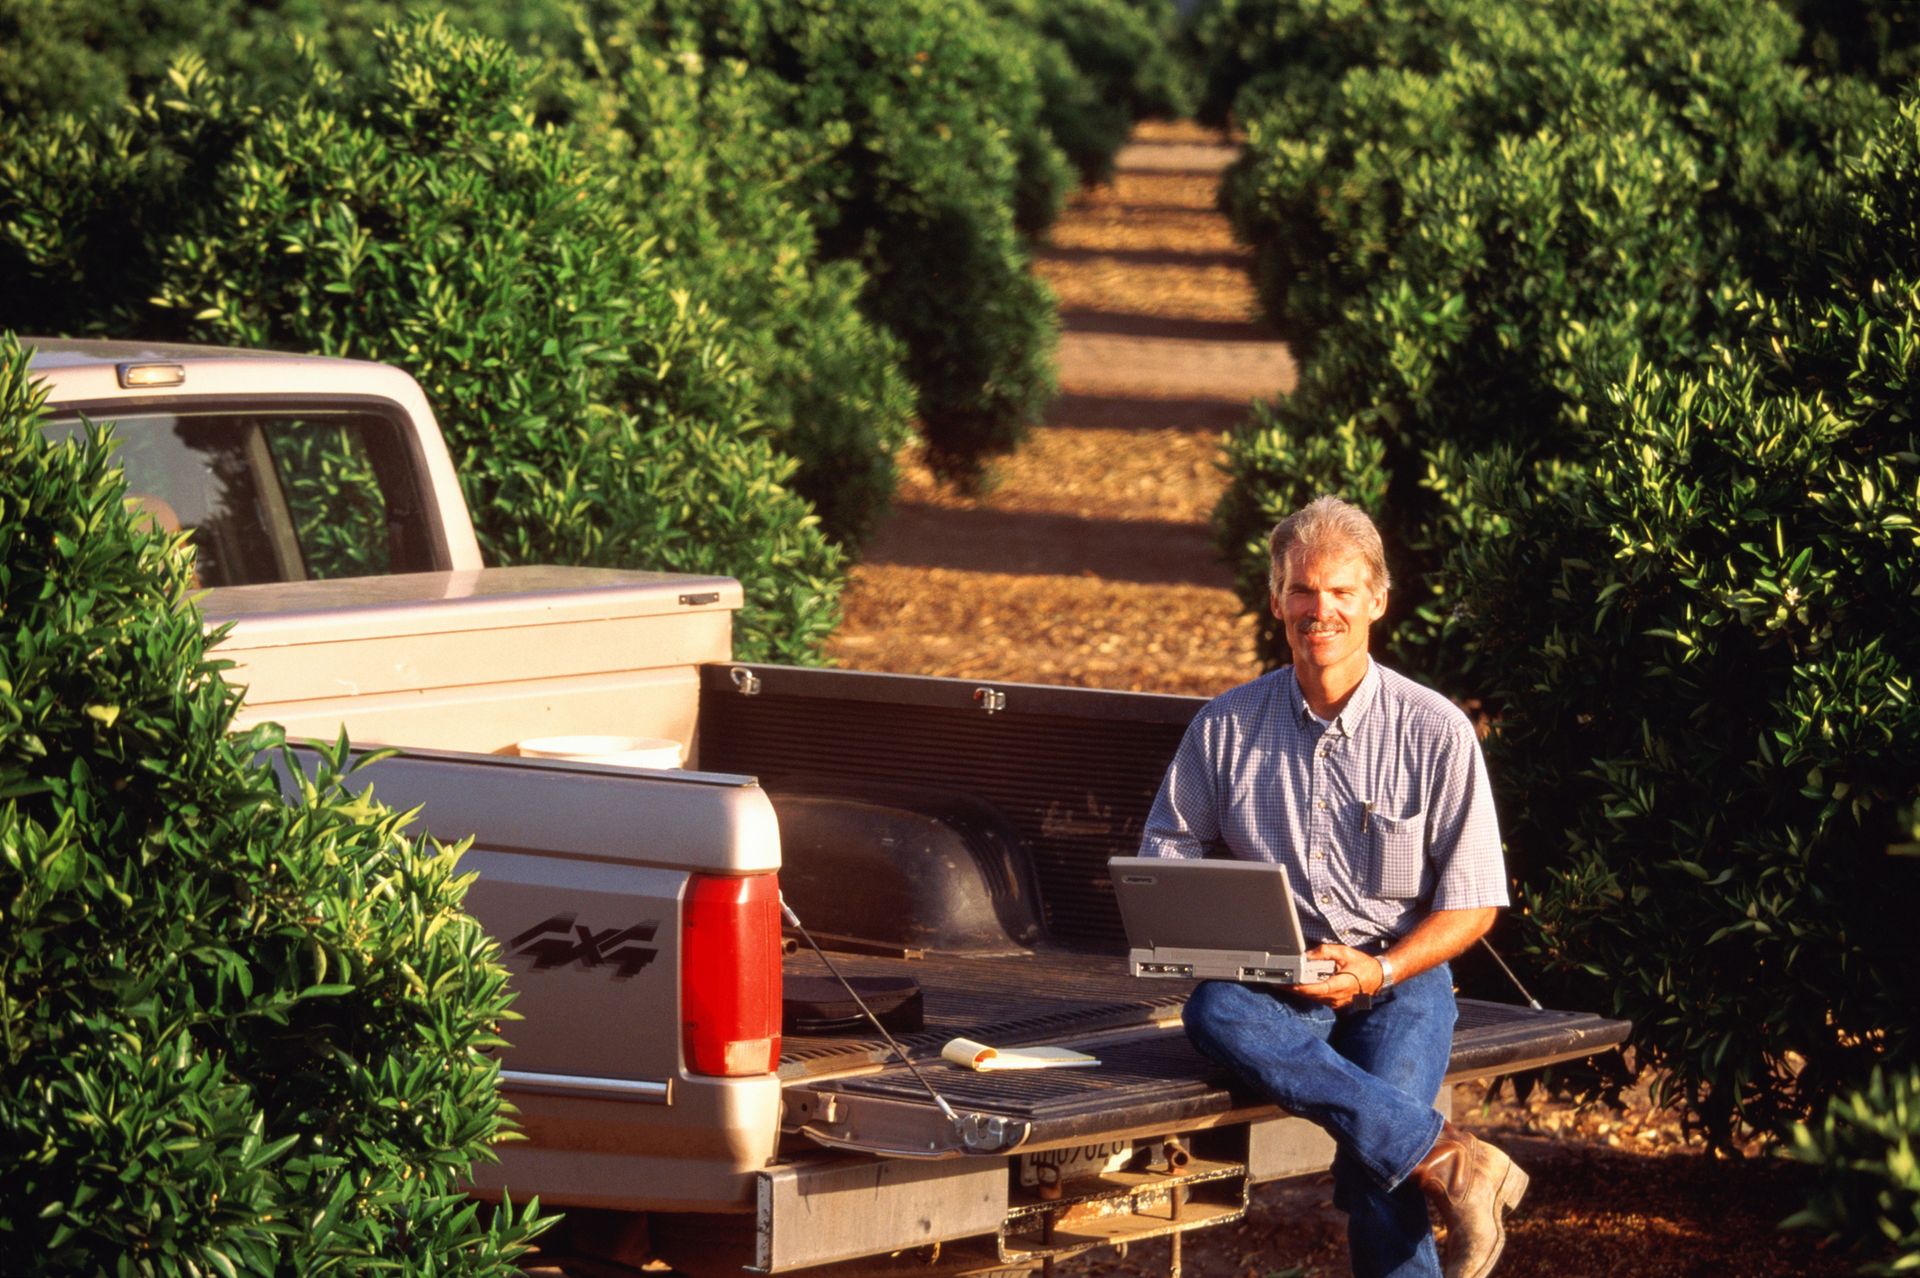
748, 1098, 1420, 1272
739, 1000, 1629, 1271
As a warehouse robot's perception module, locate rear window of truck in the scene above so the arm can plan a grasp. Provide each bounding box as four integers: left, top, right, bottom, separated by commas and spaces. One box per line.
43, 407, 438, 588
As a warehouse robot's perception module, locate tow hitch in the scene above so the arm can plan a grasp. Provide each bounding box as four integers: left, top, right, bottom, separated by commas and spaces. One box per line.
1002, 1136, 1246, 1276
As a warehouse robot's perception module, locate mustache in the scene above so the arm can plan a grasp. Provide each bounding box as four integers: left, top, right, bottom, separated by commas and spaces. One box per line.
1297, 621, 1344, 635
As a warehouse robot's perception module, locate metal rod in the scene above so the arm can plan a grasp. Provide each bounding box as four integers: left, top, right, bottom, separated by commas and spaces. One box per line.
498, 1069, 670, 1103
781, 896, 961, 1124
1477, 937, 1544, 1011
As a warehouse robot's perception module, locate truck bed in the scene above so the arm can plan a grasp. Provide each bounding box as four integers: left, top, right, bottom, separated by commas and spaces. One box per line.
701, 664, 1630, 1164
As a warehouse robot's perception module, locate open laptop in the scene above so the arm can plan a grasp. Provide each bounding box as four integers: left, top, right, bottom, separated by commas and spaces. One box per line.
1107, 856, 1338, 985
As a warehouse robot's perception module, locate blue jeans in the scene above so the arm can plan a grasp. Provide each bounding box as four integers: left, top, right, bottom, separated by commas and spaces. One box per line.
1182, 964, 1457, 1278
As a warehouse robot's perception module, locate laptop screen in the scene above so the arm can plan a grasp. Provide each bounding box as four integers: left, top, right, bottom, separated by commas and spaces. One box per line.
1107, 857, 1310, 955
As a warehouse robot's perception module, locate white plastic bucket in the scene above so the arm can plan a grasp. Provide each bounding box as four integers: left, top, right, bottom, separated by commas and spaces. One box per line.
516, 734, 684, 770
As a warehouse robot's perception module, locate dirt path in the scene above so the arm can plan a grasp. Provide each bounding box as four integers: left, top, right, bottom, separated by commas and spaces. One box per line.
827, 120, 1854, 1278
825, 120, 1286, 696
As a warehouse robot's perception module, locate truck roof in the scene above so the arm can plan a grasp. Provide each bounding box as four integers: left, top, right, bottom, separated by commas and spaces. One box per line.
23, 336, 423, 408
25, 336, 307, 365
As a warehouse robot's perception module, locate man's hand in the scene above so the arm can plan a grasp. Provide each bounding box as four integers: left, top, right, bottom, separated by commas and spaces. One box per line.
1293, 943, 1384, 1009
1292, 909, 1501, 1010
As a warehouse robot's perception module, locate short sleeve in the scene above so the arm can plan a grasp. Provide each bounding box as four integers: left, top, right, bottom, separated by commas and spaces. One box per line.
1425, 719, 1509, 910
1138, 712, 1221, 860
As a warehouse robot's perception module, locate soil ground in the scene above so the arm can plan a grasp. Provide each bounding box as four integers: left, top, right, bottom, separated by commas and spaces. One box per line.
825, 119, 1855, 1278
826, 123, 1284, 697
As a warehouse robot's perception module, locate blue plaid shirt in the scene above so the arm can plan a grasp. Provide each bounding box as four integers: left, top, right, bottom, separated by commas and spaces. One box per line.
1139, 660, 1508, 947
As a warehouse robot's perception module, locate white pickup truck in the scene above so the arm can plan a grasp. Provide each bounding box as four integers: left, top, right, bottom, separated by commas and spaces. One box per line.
28, 339, 1627, 1277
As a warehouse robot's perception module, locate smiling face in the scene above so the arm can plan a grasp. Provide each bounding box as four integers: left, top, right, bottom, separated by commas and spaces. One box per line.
1272, 544, 1388, 686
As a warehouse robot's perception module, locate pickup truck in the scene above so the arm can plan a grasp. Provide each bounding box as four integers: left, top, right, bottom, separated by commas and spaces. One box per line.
27, 338, 1629, 1277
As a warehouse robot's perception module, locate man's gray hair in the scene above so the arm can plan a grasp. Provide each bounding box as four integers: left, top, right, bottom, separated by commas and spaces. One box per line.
1267, 496, 1393, 596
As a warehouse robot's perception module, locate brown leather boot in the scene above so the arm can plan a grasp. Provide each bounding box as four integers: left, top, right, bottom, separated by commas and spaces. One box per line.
1410, 1120, 1530, 1278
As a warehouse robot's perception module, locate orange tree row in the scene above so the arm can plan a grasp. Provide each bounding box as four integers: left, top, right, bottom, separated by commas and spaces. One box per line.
1190, 0, 1920, 1266
0, 0, 1191, 660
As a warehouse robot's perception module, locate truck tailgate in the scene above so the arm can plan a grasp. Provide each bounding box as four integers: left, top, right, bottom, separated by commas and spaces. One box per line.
778, 949, 1629, 1157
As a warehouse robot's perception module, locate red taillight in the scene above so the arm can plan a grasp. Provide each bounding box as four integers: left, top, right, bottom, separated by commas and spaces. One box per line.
681, 873, 783, 1076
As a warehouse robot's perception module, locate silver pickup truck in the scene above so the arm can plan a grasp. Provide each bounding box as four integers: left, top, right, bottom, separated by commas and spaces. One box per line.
29, 338, 1628, 1276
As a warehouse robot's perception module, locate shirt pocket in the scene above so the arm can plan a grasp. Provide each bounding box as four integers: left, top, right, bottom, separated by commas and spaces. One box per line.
1364, 808, 1426, 899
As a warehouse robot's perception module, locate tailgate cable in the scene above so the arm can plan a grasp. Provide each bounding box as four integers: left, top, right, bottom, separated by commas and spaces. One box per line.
1478, 937, 1544, 1011
780, 894, 962, 1126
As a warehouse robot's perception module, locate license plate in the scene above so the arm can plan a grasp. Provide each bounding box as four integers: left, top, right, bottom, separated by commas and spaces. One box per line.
1018, 1139, 1133, 1188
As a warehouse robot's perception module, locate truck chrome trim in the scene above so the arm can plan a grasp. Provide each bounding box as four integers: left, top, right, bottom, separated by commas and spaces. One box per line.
499, 1069, 672, 1104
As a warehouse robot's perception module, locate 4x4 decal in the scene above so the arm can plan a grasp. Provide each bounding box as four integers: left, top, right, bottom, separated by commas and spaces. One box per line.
508, 913, 661, 979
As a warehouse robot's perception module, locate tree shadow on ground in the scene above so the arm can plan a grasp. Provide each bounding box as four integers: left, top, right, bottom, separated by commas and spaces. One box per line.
861, 504, 1234, 588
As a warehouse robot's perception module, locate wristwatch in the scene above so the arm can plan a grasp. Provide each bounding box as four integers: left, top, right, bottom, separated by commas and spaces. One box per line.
1376, 954, 1396, 992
